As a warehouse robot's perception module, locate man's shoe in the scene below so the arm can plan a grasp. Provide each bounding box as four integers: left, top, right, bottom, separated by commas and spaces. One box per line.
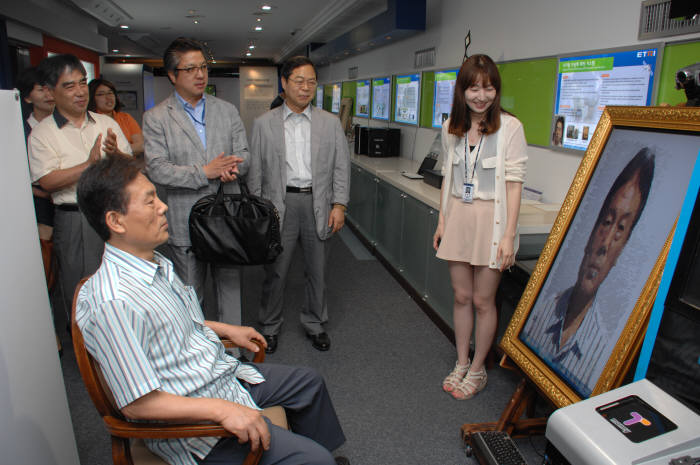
263, 334, 278, 354
307, 332, 330, 351
334, 457, 350, 465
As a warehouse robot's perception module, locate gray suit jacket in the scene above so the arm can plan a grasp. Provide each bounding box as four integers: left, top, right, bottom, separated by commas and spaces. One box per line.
143, 93, 249, 246
248, 105, 350, 241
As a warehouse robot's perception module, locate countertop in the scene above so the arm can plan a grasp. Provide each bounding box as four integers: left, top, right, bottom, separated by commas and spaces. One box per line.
351, 154, 560, 235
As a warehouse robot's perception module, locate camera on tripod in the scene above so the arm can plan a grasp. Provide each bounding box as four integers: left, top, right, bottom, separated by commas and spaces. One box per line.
675, 62, 700, 107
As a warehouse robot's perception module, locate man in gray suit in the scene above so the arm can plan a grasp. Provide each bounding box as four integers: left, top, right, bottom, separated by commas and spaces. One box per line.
144, 37, 248, 325
248, 56, 350, 353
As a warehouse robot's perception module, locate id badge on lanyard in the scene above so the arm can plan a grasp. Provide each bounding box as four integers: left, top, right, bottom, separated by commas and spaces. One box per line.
462, 135, 482, 203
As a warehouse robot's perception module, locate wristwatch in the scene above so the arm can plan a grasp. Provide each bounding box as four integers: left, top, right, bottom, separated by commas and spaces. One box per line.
332, 203, 347, 212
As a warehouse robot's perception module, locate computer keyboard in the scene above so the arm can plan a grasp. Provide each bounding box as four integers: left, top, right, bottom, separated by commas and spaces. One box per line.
468, 430, 528, 465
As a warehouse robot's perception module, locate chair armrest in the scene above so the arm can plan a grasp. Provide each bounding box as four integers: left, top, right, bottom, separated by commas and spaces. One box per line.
104, 415, 232, 439
105, 416, 265, 465
219, 338, 266, 363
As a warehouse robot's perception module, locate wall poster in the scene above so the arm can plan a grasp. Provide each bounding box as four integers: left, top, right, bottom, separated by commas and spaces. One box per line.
371, 77, 391, 121
433, 69, 458, 128
554, 46, 659, 151
394, 73, 420, 125
355, 80, 370, 117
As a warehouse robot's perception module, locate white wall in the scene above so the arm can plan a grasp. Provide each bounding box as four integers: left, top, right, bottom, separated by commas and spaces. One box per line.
0, 90, 80, 465
239, 66, 278, 136
318, 0, 700, 203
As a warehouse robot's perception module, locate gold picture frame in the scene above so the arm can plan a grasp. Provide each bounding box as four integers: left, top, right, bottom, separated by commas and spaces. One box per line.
500, 106, 700, 408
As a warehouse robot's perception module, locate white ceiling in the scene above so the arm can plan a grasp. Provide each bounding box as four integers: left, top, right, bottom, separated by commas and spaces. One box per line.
77, 0, 387, 63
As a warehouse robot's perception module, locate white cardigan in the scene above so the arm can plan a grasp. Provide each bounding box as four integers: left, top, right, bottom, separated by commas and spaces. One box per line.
439, 113, 528, 268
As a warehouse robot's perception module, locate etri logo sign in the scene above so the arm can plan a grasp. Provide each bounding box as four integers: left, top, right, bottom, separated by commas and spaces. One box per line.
637, 50, 656, 58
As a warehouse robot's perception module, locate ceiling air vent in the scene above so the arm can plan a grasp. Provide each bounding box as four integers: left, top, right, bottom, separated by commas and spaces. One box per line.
348, 66, 358, 80
70, 0, 132, 27
639, 0, 700, 39
414, 47, 435, 69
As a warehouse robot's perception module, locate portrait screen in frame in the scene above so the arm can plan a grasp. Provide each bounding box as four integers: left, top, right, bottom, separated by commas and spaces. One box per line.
519, 126, 700, 398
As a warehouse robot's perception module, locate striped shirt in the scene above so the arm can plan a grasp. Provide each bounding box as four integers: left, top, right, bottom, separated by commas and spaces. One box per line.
520, 287, 608, 397
76, 243, 264, 465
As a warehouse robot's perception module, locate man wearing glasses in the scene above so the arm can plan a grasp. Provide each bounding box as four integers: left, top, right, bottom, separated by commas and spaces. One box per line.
144, 37, 249, 327
248, 56, 350, 353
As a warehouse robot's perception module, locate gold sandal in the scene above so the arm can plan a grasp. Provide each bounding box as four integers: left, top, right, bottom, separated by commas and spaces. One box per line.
451, 367, 487, 400
442, 360, 470, 393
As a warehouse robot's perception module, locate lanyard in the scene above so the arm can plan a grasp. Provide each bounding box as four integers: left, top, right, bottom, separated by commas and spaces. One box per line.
183, 99, 206, 126
464, 134, 483, 184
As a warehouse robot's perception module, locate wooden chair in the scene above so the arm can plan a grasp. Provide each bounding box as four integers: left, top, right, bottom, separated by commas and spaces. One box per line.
71, 277, 287, 465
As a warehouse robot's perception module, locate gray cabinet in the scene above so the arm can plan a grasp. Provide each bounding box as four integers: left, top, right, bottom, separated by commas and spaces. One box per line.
425, 210, 454, 326
347, 164, 454, 329
348, 165, 377, 242
399, 195, 432, 297
374, 181, 403, 265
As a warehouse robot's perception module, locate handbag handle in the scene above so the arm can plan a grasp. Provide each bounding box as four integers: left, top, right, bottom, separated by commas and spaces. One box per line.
237, 177, 252, 199
213, 177, 252, 206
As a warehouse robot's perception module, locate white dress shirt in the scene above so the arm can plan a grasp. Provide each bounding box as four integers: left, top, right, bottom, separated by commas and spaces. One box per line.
283, 103, 312, 188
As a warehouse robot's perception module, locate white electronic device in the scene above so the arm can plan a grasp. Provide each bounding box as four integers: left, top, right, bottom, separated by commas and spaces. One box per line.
545, 379, 700, 465
401, 170, 423, 180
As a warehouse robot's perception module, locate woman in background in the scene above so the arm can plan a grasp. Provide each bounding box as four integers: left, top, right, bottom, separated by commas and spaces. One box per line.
88, 79, 144, 156
433, 54, 527, 400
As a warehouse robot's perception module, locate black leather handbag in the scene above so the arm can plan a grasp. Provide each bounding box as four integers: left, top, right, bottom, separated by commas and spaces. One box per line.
189, 180, 283, 266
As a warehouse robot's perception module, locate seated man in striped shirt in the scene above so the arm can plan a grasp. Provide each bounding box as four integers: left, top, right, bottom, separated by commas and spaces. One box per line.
75, 155, 348, 465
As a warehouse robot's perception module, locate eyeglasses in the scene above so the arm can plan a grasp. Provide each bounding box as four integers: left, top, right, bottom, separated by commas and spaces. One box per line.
289, 77, 317, 87
95, 91, 115, 97
176, 64, 209, 75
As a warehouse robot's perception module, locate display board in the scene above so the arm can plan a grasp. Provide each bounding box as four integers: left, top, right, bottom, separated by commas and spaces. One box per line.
331, 83, 341, 113
432, 69, 458, 128
394, 73, 420, 125
371, 76, 392, 121
315, 85, 324, 108
355, 80, 370, 117
554, 46, 659, 150
497, 58, 558, 147
323, 84, 333, 112
656, 40, 700, 106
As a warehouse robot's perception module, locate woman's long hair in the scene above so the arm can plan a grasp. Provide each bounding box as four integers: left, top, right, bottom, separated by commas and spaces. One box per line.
448, 54, 503, 137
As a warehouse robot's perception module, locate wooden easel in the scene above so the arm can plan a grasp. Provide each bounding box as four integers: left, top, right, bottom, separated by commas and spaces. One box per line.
461, 358, 548, 444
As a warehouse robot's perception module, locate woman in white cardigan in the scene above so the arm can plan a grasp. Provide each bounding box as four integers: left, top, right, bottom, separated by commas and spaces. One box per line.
433, 55, 527, 400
